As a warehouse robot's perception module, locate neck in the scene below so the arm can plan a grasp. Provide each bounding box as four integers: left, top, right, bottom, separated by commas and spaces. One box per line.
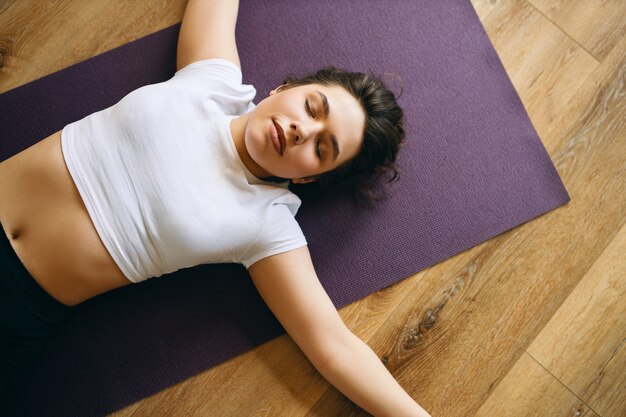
229, 113, 271, 180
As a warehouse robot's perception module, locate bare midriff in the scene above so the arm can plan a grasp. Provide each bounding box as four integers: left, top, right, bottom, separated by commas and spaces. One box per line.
0, 130, 132, 307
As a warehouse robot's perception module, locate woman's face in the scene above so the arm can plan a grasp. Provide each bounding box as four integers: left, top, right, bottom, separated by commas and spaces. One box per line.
243, 83, 366, 183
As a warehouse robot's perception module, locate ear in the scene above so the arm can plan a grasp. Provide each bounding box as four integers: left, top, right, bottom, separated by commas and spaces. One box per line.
270, 84, 288, 96
291, 177, 318, 185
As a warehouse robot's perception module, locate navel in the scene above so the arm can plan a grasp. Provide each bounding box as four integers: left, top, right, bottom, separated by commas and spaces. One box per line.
9, 227, 21, 240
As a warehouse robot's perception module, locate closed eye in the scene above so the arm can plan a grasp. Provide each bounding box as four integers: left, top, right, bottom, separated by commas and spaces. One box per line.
306, 99, 322, 160
305, 99, 315, 118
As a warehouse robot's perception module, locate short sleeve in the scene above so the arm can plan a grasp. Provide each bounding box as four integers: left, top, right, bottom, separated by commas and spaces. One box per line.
174, 58, 243, 85
240, 204, 308, 269
172, 58, 257, 115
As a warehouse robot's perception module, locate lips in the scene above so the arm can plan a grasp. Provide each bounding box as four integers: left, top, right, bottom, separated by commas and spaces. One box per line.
272, 119, 286, 155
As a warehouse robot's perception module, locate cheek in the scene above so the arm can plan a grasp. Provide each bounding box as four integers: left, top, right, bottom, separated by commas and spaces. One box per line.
292, 148, 319, 170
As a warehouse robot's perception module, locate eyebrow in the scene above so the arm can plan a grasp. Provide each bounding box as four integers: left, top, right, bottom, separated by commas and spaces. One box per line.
316, 90, 340, 162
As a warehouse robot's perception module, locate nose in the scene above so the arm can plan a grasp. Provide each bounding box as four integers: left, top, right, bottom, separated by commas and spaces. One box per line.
291, 120, 322, 145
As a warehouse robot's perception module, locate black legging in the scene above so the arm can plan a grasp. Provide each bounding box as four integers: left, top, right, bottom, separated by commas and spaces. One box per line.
0, 222, 72, 401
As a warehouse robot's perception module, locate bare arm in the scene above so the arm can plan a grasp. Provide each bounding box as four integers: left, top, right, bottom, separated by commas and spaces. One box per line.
248, 246, 432, 417
177, 0, 241, 71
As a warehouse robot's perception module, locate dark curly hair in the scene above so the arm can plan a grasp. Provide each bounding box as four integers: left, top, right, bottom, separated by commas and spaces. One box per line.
264, 66, 405, 209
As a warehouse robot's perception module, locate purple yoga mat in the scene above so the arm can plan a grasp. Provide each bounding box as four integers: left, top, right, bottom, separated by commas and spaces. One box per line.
0, 0, 569, 415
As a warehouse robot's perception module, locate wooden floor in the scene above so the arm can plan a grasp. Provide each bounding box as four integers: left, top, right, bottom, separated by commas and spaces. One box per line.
1, 0, 624, 416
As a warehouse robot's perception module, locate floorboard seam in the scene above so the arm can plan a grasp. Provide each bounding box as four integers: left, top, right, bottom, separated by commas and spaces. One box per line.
524, 350, 603, 417
524, 0, 601, 63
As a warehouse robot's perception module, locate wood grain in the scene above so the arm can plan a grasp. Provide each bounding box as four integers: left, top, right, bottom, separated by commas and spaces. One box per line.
476, 352, 601, 417
0, 0, 185, 93
527, 223, 626, 417
529, 0, 626, 61
1, 1, 624, 416
478, 0, 599, 140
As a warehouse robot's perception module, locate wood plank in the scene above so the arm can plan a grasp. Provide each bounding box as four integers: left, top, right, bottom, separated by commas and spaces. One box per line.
529, 0, 626, 62
478, 0, 599, 143
527, 223, 626, 417
476, 353, 601, 417
0, 0, 185, 93
542, 36, 626, 159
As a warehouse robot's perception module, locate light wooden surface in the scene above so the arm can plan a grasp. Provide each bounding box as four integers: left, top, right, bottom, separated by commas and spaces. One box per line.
1, 0, 624, 416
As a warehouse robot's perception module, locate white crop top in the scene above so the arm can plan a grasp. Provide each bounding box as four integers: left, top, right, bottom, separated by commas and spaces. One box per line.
61, 58, 307, 283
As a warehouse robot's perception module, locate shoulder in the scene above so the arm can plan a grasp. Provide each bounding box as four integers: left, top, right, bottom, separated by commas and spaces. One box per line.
240, 201, 306, 269
171, 58, 256, 114
174, 58, 244, 86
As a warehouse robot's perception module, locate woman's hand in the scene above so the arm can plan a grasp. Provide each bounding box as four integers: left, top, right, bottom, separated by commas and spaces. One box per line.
248, 246, 431, 416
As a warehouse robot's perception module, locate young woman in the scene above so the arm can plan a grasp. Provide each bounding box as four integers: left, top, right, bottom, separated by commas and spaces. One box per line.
0, 1, 431, 416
